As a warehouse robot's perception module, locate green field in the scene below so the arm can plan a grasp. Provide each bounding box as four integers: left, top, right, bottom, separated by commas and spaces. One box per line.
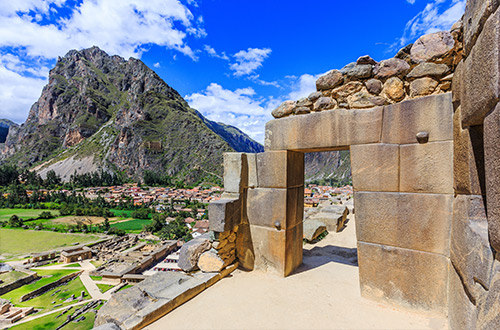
10, 302, 99, 330
64, 263, 81, 268
0, 208, 59, 222
0, 228, 103, 259
1, 269, 78, 303
110, 209, 133, 218
96, 283, 114, 293
0, 271, 27, 285
89, 275, 102, 281
110, 219, 151, 232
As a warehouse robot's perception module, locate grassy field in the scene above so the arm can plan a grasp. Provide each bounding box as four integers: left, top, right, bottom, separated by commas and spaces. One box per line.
1, 269, 78, 303
0, 228, 103, 259
89, 275, 102, 281
110, 209, 133, 218
0, 271, 27, 285
96, 283, 114, 293
110, 219, 151, 232
13, 277, 89, 312
64, 263, 81, 268
0, 209, 60, 222
10, 302, 99, 330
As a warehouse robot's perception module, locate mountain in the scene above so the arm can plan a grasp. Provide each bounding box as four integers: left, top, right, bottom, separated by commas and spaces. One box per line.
0, 46, 263, 183
304, 151, 351, 186
0, 119, 17, 144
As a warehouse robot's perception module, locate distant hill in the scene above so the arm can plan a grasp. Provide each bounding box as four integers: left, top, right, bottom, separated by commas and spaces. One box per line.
0, 119, 17, 144
0, 47, 263, 183
305, 150, 351, 186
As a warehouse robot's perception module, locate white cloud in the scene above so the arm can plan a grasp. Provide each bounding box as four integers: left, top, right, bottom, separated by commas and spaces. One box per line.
230, 48, 272, 77
203, 45, 229, 60
398, 0, 465, 47
287, 73, 319, 100
153, 62, 161, 68
186, 83, 275, 143
0, 0, 205, 122
406, 0, 416, 4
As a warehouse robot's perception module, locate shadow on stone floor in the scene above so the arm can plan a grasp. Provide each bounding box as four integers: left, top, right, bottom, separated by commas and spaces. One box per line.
292, 245, 358, 276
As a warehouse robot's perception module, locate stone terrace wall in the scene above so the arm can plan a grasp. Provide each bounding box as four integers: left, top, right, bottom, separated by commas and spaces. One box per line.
271, 23, 462, 119
449, 0, 500, 328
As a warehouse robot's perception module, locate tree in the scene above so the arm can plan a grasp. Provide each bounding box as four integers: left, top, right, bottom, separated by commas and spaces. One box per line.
45, 170, 62, 187
8, 215, 23, 227
131, 208, 150, 219
158, 216, 192, 241
38, 211, 54, 219
103, 218, 110, 231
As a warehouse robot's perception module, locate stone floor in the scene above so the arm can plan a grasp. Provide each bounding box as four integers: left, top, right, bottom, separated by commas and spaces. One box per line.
145, 216, 448, 330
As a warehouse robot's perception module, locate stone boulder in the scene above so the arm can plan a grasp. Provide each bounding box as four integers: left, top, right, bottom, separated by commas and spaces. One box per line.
410, 31, 455, 63
357, 55, 377, 65
316, 70, 343, 90
198, 250, 224, 273
314, 97, 337, 111
365, 79, 383, 95
383, 77, 405, 102
347, 91, 386, 109
272, 101, 296, 119
344, 64, 372, 80
410, 77, 439, 97
0, 263, 13, 273
407, 62, 449, 79
93, 323, 123, 330
374, 58, 410, 80
303, 220, 327, 242
307, 92, 323, 102
178, 238, 211, 272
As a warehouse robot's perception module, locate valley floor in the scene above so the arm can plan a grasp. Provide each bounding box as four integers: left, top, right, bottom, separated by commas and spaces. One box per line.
145, 216, 448, 330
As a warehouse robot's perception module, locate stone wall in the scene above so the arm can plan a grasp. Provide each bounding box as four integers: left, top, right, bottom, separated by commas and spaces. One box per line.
449, 0, 500, 328
271, 23, 462, 119
0, 271, 38, 296
19, 270, 83, 302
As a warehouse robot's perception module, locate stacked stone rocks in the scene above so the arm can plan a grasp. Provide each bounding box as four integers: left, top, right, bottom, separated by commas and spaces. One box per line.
272, 22, 463, 119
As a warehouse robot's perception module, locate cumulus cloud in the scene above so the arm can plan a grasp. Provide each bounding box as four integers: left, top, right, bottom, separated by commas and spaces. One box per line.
153, 62, 161, 68
406, 0, 416, 4
186, 83, 275, 143
0, 0, 205, 123
398, 0, 465, 48
204, 45, 229, 60
287, 73, 319, 100
230, 48, 272, 76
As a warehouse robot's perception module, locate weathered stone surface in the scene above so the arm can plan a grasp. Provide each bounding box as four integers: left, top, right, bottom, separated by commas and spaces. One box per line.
357, 55, 377, 65
347, 91, 385, 109
246, 153, 258, 188
452, 60, 463, 106
407, 62, 449, 79
313, 97, 337, 111
224, 153, 248, 193
373, 58, 410, 79
462, 6, 500, 126
453, 106, 485, 195
93, 323, 123, 330
307, 92, 323, 102
255, 151, 304, 188
350, 144, 399, 192
400, 141, 454, 194
339, 62, 356, 74
355, 192, 452, 255
303, 220, 327, 242
296, 97, 312, 108
381, 93, 453, 144
0, 263, 13, 273
178, 238, 211, 272
294, 106, 310, 115
410, 31, 455, 63
365, 79, 383, 95
477, 258, 500, 328
209, 197, 241, 233
409, 77, 438, 97
316, 70, 343, 90
235, 223, 254, 271
331, 82, 363, 100
198, 250, 224, 273
484, 103, 500, 252
345, 64, 372, 80
448, 265, 478, 330
358, 242, 449, 314
463, 0, 500, 55
383, 77, 405, 102
451, 195, 493, 301
271, 100, 296, 119
247, 187, 302, 230
285, 224, 303, 276
265, 106, 383, 151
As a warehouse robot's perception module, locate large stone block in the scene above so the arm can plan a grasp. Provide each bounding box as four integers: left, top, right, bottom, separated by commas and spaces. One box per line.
235, 223, 255, 271
350, 143, 399, 192
448, 265, 478, 330
484, 103, 500, 252
208, 197, 241, 233
256, 151, 304, 188
451, 195, 494, 303
246, 153, 258, 188
381, 93, 453, 144
454, 106, 486, 195
463, 0, 500, 55
400, 141, 454, 194
462, 6, 500, 126
249, 224, 302, 277
358, 242, 449, 314
223, 153, 248, 193
477, 258, 500, 329
355, 192, 452, 255
265, 107, 383, 151
246, 187, 302, 230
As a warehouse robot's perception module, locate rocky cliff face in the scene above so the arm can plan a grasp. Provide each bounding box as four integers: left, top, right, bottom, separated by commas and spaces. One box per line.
0, 119, 17, 144
1, 47, 263, 182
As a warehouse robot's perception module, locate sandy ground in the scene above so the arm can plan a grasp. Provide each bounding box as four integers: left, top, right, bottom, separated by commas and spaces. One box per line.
145, 216, 448, 330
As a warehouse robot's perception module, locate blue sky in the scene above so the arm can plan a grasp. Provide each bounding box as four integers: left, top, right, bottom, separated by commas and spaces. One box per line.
0, 0, 465, 143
